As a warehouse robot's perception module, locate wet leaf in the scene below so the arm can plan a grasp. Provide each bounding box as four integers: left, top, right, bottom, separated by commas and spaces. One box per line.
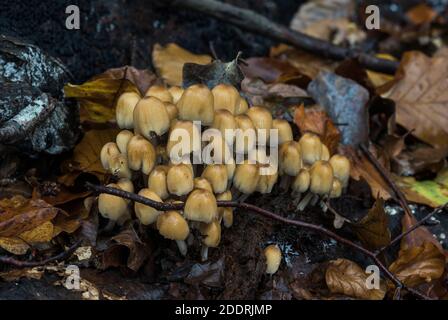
351, 198, 391, 250
152, 43, 212, 86
326, 258, 386, 300
384, 49, 448, 157
294, 104, 341, 155
0, 237, 30, 255
185, 258, 224, 288
64, 68, 142, 123
389, 242, 445, 288
183, 55, 244, 89
19, 221, 54, 243
394, 176, 448, 208
308, 71, 370, 146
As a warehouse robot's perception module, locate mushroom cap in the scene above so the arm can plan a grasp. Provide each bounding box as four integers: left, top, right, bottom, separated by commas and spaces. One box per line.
157, 211, 190, 241
329, 154, 350, 187
184, 189, 218, 223
216, 190, 233, 224
199, 220, 221, 247
309, 160, 334, 195
279, 141, 302, 176
272, 119, 293, 145
216, 190, 232, 201
164, 102, 178, 121
246, 106, 273, 141
201, 164, 228, 194
177, 84, 214, 125
212, 83, 240, 115
109, 153, 132, 179
134, 96, 171, 138
234, 114, 256, 154
100, 142, 120, 170
222, 208, 234, 228
116, 130, 134, 154
201, 129, 233, 165
233, 160, 260, 194
167, 120, 201, 160
235, 96, 249, 115
98, 183, 129, 221
292, 169, 310, 194
147, 165, 170, 200
226, 157, 236, 182
194, 177, 214, 193
144, 85, 173, 103
116, 91, 140, 129
211, 109, 237, 143
116, 178, 134, 193
299, 132, 322, 166
264, 244, 282, 275
127, 135, 156, 175
256, 170, 279, 194
134, 189, 163, 225
330, 179, 342, 198
167, 164, 194, 196
321, 144, 330, 161
168, 86, 184, 104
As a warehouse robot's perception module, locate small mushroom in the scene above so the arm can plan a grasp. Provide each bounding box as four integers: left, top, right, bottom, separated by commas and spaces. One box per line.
232, 160, 260, 198
184, 189, 218, 224
116, 178, 134, 193
212, 83, 240, 115
194, 177, 214, 193
134, 189, 163, 225
246, 106, 273, 142
234, 114, 256, 155
201, 164, 228, 194
164, 102, 178, 122
211, 109, 237, 144
127, 135, 156, 175
291, 168, 310, 203
298, 160, 333, 211
167, 163, 194, 197
199, 220, 221, 261
157, 210, 190, 256
109, 153, 132, 179
168, 86, 184, 104
279, 141, 302, 176
134, 96, 170, 139
329, 154, 350, 187
298, 133, 322, 166
321, 144, 330, 161
144, 85, 173, 103
116, 130, 134, 154
216, 190, 233, 228
235, 96, 249, 115
167, 120, 201, 162
264, 244, 282, 275
116, 91, 140, 129
98, 183, 130, 229
100, 142, 120, 171
147, 165, 170, 200
272, 119, 293, 145
177, 84, 214, 125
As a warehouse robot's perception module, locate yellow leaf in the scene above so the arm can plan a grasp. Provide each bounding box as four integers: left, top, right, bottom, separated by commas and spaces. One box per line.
152, 43, 212, 86
0, 237, 29, 255
394, 175, 448, 208
19, 221, 54, 244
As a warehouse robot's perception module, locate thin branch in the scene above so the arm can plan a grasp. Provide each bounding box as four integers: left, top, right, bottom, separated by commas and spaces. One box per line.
86, 182, 431, 300
168, 0, 399, 74
0, 240, 82, 268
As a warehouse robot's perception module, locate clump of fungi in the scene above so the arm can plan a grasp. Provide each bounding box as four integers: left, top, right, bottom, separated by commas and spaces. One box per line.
98, 83, 350, 265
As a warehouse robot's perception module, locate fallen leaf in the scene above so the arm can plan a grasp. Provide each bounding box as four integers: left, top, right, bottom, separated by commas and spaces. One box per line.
435, 167, 448, 188
308, 71, 370, 146
19, 221, 54, 244
152, 43, 212, 86
97, 66, 156, 96
0, 237, 30, 255
326, 258, 386, 300
394, 176, 448, 208
351, 198, 391, 250
294, 104, 341, 154
389, 242, 445, 288
183, 55, 244, 89
366, 54, 397, 91
0, 267, 44, 281
384, 49, 448, 157
185, 258, 224, 288
64, 67, 143, 123
406, 4, 437, 25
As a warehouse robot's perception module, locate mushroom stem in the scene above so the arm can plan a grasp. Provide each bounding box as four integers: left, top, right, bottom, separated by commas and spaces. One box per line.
187, 233, 195, 246
297, 191, 314, 211
176, 240, 188, 256
292, 191, 302, 205
103, 219, 116, 232
320, 200, 328, 212
310, 194, 319, 206
279, 175, 292, 191
201, 245, 209, 261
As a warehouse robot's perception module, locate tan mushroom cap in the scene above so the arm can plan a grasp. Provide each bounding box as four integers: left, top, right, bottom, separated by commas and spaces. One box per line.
134, 189, 163, 225
177, 84, 214, 125
321, 144, 330, 161
264, 244, 282, 275
157, 211, 190, 241
233, 160, 260, 194
167, 163, 194, 197
116, 91, 140, 129
235, 96, 249, 115
329, 154, 350, 187
100, 142, 120, 170
199, 220, 221, 247
292, 169, 310, 194
116, 178, 134, 193
144, 85, 173, 103
147, 165, 170, 200
211, 109, 237, 143
234, 114, 256, 154
126, 134, 156, 175
309, 160, 334, 195
167, 120, 201, 160
98, 183, 129, 221
299, 132, 322, 166
201, 164, 228, 194
109, 153, 132, 179
194, 177, 214, 193
116, 130, 134, 154
246, 106, 273, 141
279, 141, 302, 176
212, 83, 240, 115
272, 119, 293, 145
168, 86, 184, 104
330, 179, 342, 198
164, 102, 178, 121
184, 189, 218, 223
216, 190, 233, 226
134, 96, 170, 138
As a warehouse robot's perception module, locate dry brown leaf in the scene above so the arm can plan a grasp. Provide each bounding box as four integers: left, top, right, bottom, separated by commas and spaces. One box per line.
152, 43, 212, 86
326, 258, 386, 300
406, 4, 437, 25
351, 198, 391, 250
294, 104, 341, 155
389, 242, 445, 288
384, 49, 448, 156
19, 221, 54, 244
0, 237, 30, 255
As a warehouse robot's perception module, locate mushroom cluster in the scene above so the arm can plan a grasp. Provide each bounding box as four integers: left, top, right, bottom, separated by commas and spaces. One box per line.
98, 83, 350, 262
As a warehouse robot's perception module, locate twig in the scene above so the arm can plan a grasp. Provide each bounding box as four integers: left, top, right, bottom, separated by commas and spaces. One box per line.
360, 144, 413, 218
0, 240, 82, 268
376, 203, 448, 256
169, 0, 399, 74
86, 182, 431, 300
